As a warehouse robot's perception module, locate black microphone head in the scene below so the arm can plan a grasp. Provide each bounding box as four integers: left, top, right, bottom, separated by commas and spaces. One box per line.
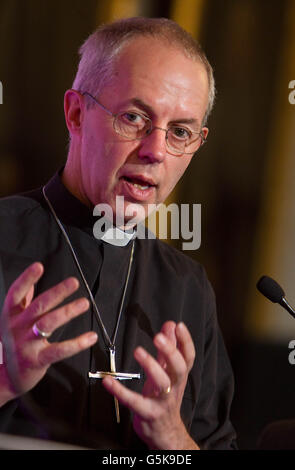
256, 275, 285, 303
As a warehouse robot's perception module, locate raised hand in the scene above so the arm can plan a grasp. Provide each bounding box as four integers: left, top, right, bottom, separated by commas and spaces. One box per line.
102, 321, 199, 450
0, 262, 97, 406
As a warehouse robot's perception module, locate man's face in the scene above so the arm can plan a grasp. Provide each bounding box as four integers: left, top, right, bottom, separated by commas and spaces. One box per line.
77, 37, 209, 224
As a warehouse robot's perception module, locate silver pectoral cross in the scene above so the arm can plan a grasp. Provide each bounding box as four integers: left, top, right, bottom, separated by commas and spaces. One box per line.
88, 348, 141, 423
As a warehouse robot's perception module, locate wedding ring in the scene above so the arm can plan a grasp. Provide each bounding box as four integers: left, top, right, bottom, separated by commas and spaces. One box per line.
163, 385, 171, 395
32, 323, 51, 339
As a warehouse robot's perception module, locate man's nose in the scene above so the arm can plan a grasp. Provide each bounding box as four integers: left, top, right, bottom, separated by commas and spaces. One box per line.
137, 127, 167, 163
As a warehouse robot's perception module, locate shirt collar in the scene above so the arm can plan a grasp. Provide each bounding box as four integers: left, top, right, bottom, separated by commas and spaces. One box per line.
101, 226, 135, 247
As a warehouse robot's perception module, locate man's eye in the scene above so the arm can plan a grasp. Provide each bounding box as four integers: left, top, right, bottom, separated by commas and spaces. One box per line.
171, 127, 191, 140
122, 112, 144, 125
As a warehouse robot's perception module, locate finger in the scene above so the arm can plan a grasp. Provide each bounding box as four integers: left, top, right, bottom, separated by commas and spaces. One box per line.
5, 262, 44, 312
103, 376, 153, 421
134, 347, 171, 395
38, 331, 98, 367
175, 322, 195, 371
161, 321, 177, 345
158, 321, 177, 369
27, 276, 80, 320
20, 285, 35, 310
32, 297, 90, 338
154, 332, 188, 385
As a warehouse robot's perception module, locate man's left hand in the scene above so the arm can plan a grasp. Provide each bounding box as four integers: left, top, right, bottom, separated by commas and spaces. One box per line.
102, 321, 199, 450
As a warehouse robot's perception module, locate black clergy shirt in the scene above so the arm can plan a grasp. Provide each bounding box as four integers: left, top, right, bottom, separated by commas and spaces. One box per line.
0, 171, 237, 449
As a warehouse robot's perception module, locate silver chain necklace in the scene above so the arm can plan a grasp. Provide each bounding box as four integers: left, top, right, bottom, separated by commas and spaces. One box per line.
42, 186, 140, 423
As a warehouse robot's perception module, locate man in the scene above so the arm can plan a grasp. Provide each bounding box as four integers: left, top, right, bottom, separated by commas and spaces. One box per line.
0, 17, 236, 450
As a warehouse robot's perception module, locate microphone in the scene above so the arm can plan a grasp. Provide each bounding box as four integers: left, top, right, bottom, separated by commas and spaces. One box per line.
256, 275, 295, 319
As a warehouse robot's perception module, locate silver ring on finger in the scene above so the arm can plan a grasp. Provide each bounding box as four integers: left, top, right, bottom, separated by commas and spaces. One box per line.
32, 323, 51, 339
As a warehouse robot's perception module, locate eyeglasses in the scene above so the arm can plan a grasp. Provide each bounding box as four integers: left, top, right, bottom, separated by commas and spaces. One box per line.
82, 92, 206, 156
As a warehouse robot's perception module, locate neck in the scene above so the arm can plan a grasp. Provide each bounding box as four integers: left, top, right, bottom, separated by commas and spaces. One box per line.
62, 156, 92, 208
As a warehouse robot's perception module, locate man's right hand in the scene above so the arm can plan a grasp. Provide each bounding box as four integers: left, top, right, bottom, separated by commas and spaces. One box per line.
0, 262, 97, 406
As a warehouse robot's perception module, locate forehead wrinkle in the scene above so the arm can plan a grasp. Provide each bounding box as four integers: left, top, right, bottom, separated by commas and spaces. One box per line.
143, 73, 205, 118
116, 53, 200, 103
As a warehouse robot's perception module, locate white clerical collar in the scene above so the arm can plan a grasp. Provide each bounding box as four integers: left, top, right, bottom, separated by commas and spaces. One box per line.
101, 226, 136, 247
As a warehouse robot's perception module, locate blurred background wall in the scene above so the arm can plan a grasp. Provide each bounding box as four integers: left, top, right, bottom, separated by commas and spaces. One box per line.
0, 0, 295, 449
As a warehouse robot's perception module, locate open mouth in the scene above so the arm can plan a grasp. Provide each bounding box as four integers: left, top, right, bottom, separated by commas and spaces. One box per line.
121, 176, 156, 191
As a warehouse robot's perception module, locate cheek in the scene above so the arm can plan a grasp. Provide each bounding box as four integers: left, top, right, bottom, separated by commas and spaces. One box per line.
82, 114, 114, 159
82, 130, 113, 177
165, 158, 192, 193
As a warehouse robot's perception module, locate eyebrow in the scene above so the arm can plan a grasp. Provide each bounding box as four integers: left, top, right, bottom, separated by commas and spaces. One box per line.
119, 97, 200, 128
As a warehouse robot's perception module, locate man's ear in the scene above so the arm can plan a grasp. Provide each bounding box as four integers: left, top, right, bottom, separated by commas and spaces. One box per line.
201, 126, 209, 142
64, 89, 84, 136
